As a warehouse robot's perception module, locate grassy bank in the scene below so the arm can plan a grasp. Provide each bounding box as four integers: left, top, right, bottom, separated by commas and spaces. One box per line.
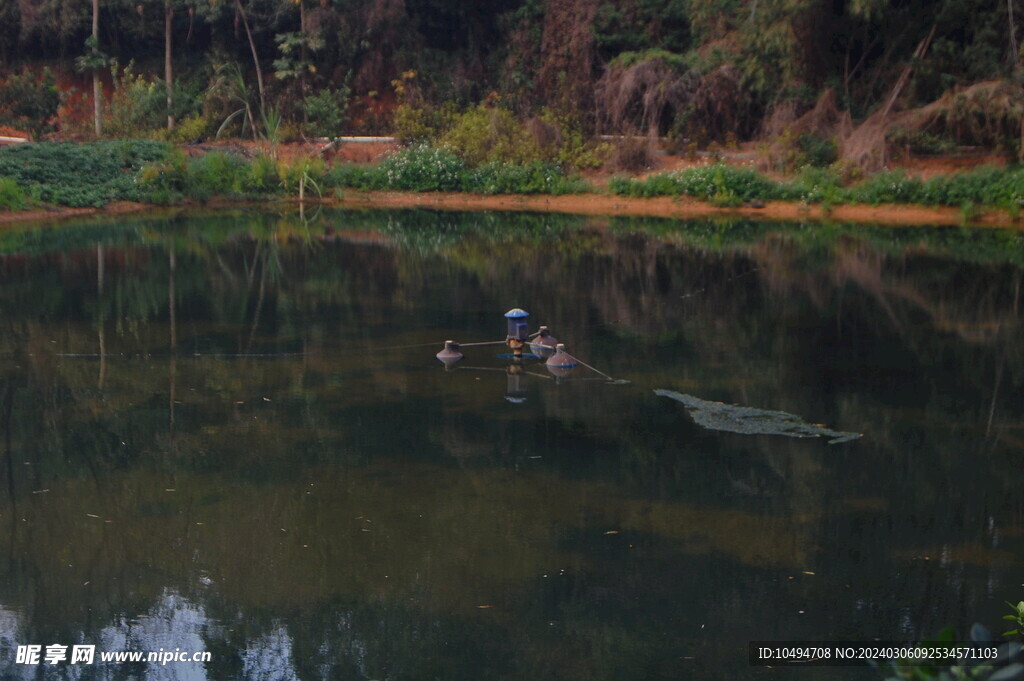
1, 141, 1023, 225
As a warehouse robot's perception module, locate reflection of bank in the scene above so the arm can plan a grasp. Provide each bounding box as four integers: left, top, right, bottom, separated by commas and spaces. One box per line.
434, 308, 619, 403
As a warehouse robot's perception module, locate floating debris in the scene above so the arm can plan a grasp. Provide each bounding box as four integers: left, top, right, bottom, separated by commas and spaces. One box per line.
654, 389, 862, 444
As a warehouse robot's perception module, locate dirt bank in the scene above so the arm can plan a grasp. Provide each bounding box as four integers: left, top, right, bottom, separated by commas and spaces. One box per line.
0, 192, 1016, 229
331, 191, 1014, 228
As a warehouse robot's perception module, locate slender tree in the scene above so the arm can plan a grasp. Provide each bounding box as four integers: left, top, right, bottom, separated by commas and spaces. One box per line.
92, 0, 102, 136
234, 0, 266, 111
166, 0, 174, 130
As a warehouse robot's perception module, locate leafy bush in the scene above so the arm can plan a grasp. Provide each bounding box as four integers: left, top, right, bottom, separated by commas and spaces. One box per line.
465, 160, 588, 195
155, 116, 210, 145
847, 170, 926, 205
279, 156, 326, 196
780, 166, 846, 204
440, 106, 540, 166
325, 145, 589, 194
183, 151, 249, 200
0, 176, 28, 210
393, 102, 456, 144
610, 164, 782, 202
0, 68, 60, 138
104, 61, 166, 139
246, 155, 281, 193
794, 133, 838, 168
325, 163, 386, 191
377, 144, 468, 191
302, 86, 350, 138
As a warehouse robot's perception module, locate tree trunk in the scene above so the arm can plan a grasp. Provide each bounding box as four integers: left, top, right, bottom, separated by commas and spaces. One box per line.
233, 0, 266, 112
166, 0, 174, 130
92, 0, 102, 137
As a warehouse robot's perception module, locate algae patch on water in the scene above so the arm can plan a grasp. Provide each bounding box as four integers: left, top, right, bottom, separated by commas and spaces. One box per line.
654, 389, 862, 444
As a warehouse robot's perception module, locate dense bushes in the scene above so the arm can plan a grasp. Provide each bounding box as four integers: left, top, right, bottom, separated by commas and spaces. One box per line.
0, 68, 59, 139
0, 176, 28, 210
325, 144, 589, 195
609, 164, 782, 206
610, 162, 1024, 213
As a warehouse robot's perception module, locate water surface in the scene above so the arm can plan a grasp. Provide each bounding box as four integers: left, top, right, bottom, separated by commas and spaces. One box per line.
0, 208, 1022, 680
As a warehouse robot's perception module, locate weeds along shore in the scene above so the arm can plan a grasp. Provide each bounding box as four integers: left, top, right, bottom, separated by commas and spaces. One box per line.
1, 140, 1023, 227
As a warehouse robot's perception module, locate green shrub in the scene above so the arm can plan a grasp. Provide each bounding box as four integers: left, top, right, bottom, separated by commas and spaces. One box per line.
279, 156, 326, 196
781, 166, 846, 203
0, 68, 60, 139
440, 106, 540, 166
302, 87, 350, 138
536, 109, 612, 170
794, 133, 838, 168
393, 103, 455, 144
378, 144, 468, 191
325, 163, 386, 191
0, 176, 27, 210
848, 170, 925, 205
158, 116, 210, 145
610, 164, 782, 202
184, 152, 249, 200
466, 160, 588, 195
104, 61, 166, 139
139, 149, 253, 203
246, 155, 281, 193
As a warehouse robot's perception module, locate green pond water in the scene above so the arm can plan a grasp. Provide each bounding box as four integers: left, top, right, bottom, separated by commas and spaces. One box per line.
0, 207, 1022, 680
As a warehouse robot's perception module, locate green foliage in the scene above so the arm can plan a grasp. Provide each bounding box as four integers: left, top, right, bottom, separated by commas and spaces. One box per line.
140, 149, 258, 203
393, 103, 451, 144
158, 116, 211, 145
0, 176, 28, 211
780, 166, 846, 204
208, 63, 257, 141
440, 106, 540, 166
378, 144, 468, 191
104, 61, 165, 139
1003, 601, 1024, 638
185, 152, 249, 199
593, 0, 690, 62
75, 35, 109, 73
537, 109, 612, 170
610, 161, 1024, 215
0, 140, 170, 207
325, 144, 590, 194
609, 163, 781, 201
272, 31, 325, 82
794, 134, 838, 168
279, 157, 326, 196
846, 170, 926, 205
466, 160, 589, 195
302, 87, 350, 138
0, 68, 59, 138
246, 155, 281, 194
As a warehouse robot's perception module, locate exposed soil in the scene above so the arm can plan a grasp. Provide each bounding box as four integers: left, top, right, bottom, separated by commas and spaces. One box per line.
330, 190, 1013, 228
2, 191, 1013, 230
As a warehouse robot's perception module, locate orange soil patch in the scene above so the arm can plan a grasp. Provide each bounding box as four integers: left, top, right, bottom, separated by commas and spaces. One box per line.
0, 201, 149, 226
330, 190, 1015, 228
0, 125, 29, 138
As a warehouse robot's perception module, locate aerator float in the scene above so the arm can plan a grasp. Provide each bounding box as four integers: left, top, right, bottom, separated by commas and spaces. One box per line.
432, 308, 624, 404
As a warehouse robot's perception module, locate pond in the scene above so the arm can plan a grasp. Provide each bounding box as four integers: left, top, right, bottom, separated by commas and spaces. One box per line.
0, 207, 1022, 680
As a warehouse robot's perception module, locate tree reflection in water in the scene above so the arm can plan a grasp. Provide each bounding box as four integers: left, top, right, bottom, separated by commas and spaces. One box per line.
0, 209, 1021, 680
